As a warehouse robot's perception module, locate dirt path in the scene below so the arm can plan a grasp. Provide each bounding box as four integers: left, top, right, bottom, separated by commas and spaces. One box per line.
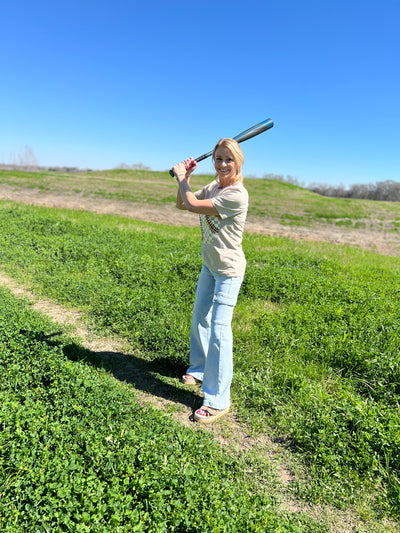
1, 185, 400, 256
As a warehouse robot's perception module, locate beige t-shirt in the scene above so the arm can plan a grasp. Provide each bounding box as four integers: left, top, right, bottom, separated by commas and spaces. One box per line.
195, 181, 248, 277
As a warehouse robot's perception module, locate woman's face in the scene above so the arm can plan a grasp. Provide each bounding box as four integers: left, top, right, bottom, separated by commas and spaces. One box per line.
214, 146, 237, 185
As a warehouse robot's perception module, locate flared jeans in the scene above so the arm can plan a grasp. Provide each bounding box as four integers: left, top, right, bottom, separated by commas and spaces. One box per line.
187, 264, 244, 410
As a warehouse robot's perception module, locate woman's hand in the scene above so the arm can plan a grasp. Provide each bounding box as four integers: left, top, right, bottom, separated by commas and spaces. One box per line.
173, 158, 197, 182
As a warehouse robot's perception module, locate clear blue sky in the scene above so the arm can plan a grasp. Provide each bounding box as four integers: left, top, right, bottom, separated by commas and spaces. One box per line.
1, 0, 399, 186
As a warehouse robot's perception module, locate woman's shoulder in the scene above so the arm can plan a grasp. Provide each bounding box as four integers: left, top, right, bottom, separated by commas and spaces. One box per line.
226, 182, 248, 199
200, 180, 220, 196
204, 180, 219, 190
232, 181, 248, 192
203, 181, 248, 200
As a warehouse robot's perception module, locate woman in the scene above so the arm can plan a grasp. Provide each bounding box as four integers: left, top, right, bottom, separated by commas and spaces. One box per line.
172, 138, 248, 424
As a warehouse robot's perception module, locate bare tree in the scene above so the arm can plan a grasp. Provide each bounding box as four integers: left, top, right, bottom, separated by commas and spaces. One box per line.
374, 180, 400, 201
114, 162, 152, 171
18, 145, 38, 169
131, 162, 151, 170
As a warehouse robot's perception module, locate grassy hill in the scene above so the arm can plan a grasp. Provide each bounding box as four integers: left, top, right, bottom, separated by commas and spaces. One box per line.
1, 168, 400, 231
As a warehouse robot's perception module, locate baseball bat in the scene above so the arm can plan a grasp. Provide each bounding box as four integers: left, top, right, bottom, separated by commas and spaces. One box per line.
169, 118, 274, 177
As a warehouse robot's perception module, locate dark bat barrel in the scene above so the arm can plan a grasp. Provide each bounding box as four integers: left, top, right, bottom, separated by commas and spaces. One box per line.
234, 119, 274, 144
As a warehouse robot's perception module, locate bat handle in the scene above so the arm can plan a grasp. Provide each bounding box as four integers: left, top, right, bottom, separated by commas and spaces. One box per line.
169, 151, 212, 177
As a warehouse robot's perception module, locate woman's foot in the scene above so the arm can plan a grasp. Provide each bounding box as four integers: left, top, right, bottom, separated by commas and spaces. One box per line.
194, 406, 229, 424
181, 374, 201, 385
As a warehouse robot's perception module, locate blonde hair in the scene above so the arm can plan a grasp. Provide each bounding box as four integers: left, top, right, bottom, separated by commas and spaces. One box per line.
212, 138, 244, 183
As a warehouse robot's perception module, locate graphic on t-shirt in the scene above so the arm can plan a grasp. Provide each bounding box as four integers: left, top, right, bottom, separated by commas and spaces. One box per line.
199, 214, 221, 244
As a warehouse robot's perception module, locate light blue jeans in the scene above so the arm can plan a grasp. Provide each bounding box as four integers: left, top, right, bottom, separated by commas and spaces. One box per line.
187, 264, 244, 410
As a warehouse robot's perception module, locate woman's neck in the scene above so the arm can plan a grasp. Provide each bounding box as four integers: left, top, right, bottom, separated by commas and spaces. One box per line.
218, 177, 238, 188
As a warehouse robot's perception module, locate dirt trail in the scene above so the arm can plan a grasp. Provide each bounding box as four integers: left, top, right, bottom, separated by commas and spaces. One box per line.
1, 185, 399, 256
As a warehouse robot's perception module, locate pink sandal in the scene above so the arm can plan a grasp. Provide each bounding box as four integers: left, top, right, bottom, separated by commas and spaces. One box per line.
194, 406, 229, 424
181, 374, 201, 385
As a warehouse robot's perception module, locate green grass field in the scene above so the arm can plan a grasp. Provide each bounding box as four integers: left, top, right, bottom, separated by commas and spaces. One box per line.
0, 169, 399, 531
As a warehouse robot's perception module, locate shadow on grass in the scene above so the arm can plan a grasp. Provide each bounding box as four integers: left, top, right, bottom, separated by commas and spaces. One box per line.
22, 329, 202, 417
63, 342, 203, 416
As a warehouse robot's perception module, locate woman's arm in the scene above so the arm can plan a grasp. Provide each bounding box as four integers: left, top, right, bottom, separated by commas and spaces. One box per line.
176, 181, 187, 210
177, 179, 219, 215
174, 158, 192, 210
173, 158, 219, 216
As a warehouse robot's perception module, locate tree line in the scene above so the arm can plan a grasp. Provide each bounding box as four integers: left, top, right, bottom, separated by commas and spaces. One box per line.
308, 180, 400, 202
260, 173, 400, 202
